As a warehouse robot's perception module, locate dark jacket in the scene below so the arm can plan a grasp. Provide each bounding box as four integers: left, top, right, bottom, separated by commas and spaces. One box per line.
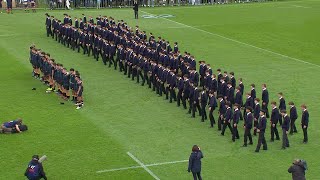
24, 160, 47, 180
288, 162, 306, 180
188, 151, 203, 173
301, 110, 309, 127
133, 3, 138, 11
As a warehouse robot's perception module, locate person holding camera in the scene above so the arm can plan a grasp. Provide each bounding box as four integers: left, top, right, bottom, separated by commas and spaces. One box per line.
288, 159, 307, 180
24, 155, 47, 180
188, 145, 203, 180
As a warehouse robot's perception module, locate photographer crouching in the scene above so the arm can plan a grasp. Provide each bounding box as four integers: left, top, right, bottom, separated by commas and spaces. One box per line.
25, 155, 47, 180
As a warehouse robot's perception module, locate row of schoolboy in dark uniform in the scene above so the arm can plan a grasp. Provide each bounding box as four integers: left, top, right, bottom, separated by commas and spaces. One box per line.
45, 13, 309, 146
29, 45, 84, 109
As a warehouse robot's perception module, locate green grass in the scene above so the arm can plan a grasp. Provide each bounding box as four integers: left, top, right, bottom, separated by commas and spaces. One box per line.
0, 1, 319, 179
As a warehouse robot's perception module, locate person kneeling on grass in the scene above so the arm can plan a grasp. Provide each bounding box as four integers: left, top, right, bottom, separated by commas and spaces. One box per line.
0, 119, 28, 134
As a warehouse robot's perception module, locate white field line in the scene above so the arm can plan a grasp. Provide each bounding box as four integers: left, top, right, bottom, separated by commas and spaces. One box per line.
96, 158, 188, 174
146, 159, 189, 167
0, 34, 18, 37
291, 5, 311, 8
127, 152, 160, 180
96, 165, 142, 173
140, 10, 320, 68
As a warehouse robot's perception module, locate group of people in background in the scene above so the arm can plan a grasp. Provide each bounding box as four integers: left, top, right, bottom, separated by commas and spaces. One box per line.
44, 13, 309, 152
29, 44, 84, 109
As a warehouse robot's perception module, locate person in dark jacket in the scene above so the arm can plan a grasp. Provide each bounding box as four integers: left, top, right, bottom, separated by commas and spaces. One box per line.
301, 104, 309, 143
133, 1, 139, 19
288, 159, 307, 180
208, 91, 217, 128
281, 110, 290, 149
243, 107, 253, 147
188, 145, 203, 180
289, 102, 298, 134
24, 155, 47, 180
255, 110, 268, 152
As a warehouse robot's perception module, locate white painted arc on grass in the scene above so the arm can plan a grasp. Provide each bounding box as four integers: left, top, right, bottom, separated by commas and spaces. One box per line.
127, 152, 161, 180
140, 11, 320, 68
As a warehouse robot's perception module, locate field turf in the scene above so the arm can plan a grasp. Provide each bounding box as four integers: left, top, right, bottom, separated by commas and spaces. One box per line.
0, 0, 319, 179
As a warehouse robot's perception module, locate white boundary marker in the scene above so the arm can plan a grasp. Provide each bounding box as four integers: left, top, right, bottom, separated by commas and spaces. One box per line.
140, 11, 320, 68
127, 152, 160, 180
96, 153, 188, 179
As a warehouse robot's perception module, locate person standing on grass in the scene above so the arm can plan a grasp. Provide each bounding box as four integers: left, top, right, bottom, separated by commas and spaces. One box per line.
278, 92, 286, 125
188, 145, 203, 180
261, 83, 270, 118
289, 102, 298, 135
6, 0, 12, 14
243, 107, 253, 147
301, 104, 309, 144
253, 98, 261, 136
255, 110, 268, 152
280, 110, 290, 149
270, 101, 280, 142
208, 91, 217, 128
97, 0, 101, 9
133, 0, 138, 19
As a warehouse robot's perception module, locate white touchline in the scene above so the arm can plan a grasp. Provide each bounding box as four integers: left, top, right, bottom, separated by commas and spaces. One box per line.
127, 152, 161, 180
140, 11, 320, 68
96, 157, 188, 174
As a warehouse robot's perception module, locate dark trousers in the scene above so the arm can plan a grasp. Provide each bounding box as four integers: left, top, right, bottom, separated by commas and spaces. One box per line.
142, 72, 148, 86
169, 88, 176, 102
136, 70, 143, 83
217, 115, 223, 130
262, 103, 269, 118
177, 89, 183, 106
271, 124, 280, 140
134, 10, 138, 19
192, 101, 201, 118
282, 130, 289, 148
221, 121, 232, 135
232, 125, 239, 141
46, 27, 52, 37
192, 172, 202, 180
200, 103, 207, 121
290, 118, 297, 134
119, 60, 124, 72
256, 131, 267, 151
244, 128, 253, 145
253, 119, 258, 135
188, 98, 193, 113
182, 93, 189, 109
209, 108, 215, 127
302, 126, 308, 142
